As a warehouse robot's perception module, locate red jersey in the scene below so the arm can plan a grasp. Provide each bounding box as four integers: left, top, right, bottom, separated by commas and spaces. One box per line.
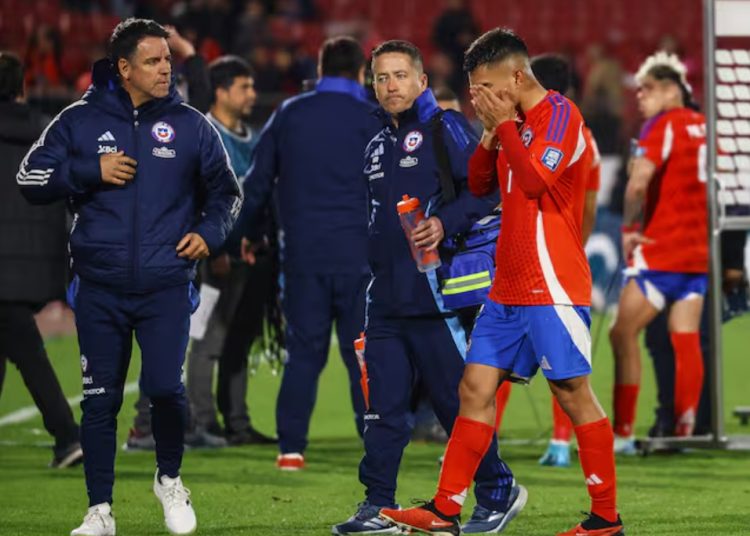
469, 91, 592, 306
633, 107, 708, 273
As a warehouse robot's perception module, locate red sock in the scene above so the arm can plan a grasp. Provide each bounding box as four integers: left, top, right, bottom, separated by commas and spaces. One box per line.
434, 416, 494, 516
575, 418, 618, 523
494, 382, 512, 431
671, 332, 704, 428
613, 384, 639, 437
551, 396, 573, 442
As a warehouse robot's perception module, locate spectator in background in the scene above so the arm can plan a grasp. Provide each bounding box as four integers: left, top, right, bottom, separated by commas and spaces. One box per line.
239, 36, 380, 471
434, 85, 461, 112
581, 44, 623, 154
0, 51, 82, 470
186, 55, 278, 447
233, 0, 272, 58
431, 0, 479, 94
24, 26, 66, 95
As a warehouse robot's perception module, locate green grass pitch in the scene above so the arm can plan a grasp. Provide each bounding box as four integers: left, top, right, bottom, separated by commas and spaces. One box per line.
0, 314, 749, 535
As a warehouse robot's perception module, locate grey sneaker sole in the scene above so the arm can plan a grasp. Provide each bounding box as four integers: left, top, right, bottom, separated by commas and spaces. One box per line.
494, 485, 528, 533
463, 485, 528, 534
331, 525, 403, 535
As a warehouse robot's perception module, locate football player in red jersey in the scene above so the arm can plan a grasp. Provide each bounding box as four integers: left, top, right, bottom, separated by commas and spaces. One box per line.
380, 29, 623, 536
610, 52, 708, 453
492, 53, 603, 470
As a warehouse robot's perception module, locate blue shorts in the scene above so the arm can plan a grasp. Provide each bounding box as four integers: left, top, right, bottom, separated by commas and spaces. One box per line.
466, 300, 592, 382
625, 269, 708, 311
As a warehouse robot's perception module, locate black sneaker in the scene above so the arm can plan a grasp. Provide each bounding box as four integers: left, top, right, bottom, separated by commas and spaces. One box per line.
185, 425, 228, 449
122, 427, 156, 451
226, 425, 277, 445
50, 442, 83, 468
557, 512, 625, 535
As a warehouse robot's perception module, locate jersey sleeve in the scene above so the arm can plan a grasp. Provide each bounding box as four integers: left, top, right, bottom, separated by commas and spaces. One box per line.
527, 98, 587, 188
637, 115, 671, 168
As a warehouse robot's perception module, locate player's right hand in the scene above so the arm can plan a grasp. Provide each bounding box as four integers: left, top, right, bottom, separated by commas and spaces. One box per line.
621, 231, 654, 260
100, 151, 137, 186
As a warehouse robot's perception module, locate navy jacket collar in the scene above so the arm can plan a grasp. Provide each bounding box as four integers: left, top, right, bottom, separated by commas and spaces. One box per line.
316, 76, 367, 102
376, 88, 441, 128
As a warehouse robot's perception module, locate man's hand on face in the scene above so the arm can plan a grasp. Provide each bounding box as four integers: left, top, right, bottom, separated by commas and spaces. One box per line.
470, 85, 518, 131
100, 151, 137, 186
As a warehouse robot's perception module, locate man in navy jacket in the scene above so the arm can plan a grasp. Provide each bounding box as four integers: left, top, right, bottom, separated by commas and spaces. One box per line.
240, 36, 381, 470
333, 41, 524, 535
17, 18, 240, 536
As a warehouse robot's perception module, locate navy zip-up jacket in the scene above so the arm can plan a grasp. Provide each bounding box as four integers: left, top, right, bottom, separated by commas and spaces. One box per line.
240, 76, 381, 274
17, 60, 242, 293
366, 89, 498, 318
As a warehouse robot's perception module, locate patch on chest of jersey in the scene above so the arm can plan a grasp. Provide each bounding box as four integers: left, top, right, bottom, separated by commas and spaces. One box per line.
399, 156, 418, 168
403, 130, 423, 153
541, 146, 564, 171
521, 127, 534, 148
152, 121, 176, 143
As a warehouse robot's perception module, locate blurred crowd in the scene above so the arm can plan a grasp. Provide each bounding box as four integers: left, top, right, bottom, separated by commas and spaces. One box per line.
1, 0, 703, 149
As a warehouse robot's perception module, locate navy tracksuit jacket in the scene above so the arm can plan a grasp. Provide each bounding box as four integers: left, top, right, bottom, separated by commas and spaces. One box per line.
359, 89, 514, 510
17, 59, 241, 505
240, 76, 382, 453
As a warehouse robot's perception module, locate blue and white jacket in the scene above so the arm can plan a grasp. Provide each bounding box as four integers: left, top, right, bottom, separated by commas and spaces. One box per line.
17, 59, 242, 292
365, 89, 498, 318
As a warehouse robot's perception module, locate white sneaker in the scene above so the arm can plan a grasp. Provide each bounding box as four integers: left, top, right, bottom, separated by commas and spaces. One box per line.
70, 503, 116, 536
613, 435, 638, 455
153, 471, 197, 535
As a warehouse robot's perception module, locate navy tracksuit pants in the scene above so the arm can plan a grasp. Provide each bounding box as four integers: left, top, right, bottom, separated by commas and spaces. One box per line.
276, 273, 368, 454
72, 278, 197, 506
359, 314, 515, 510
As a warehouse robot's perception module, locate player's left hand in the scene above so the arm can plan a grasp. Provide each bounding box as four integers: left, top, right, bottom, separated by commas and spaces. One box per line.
177, 233, 209, 260
412, 216, 445, 251
621, 231, 653, 260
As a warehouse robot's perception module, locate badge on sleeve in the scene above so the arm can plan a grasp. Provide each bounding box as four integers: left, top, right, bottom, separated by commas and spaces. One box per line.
403, 130, 423, 153
541, 147, 564, 171
151, 121, 176, 143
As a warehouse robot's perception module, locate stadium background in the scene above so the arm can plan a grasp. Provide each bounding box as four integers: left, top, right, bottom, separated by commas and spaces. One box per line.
0, 0, 730, 308
1, 1, 749, 535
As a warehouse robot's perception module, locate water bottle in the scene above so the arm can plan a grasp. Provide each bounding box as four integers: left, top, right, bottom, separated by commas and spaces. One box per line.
397, 194, 442, 273
354, 332, 369, 409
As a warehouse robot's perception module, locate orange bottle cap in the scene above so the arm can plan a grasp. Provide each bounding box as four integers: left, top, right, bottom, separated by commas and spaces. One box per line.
397, 194, 420, 214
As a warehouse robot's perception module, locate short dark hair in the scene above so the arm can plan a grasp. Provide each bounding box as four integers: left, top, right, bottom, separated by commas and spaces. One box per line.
530, 54, 571, 94
433, 85, 458, 102
372, 40, 423, 71
319, 36, 365, 79
209, 55, 255, 96
108, 18, 169, 64
0, 51, 23, 102
463, 28, 528, 73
